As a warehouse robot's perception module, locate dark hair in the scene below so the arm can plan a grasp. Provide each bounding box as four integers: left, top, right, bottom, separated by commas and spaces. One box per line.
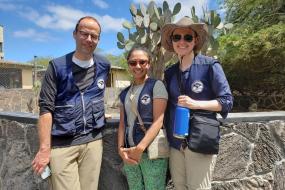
74, 16, 101, 34
126, 46, 152, 62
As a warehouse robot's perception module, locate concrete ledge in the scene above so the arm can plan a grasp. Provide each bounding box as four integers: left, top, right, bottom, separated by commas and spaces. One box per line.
0, 111, 285, 125
0, 111, 38, 124
222, 111, 285, 123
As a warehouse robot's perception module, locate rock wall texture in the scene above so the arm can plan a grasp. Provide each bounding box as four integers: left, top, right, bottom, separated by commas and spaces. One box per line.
0, 113, 285, 190
0, 88, 121, 115
212, 121, 285, 190
0, 89, 37, 113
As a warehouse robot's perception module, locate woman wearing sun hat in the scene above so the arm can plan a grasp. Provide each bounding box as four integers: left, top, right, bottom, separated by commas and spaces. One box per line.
162, 16, 233, 190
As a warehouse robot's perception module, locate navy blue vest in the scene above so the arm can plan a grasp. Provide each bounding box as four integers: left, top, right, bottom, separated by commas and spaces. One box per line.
51, 52, 110, 136
119, 78, 156, 146
164, 54, 233, 150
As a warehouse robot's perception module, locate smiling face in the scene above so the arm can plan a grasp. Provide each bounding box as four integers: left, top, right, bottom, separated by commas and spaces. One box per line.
73, 17, 100, 60
127, 49, 150, 85
172, 28, 197, 57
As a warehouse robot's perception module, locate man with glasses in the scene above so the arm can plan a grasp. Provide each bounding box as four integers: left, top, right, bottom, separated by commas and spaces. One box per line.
32, 16, 110, 190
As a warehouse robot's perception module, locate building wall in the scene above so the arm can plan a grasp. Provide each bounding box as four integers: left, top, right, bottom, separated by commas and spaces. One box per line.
22, 68, 33, 89
112, 69, 130, 88
0, 26, 4, 59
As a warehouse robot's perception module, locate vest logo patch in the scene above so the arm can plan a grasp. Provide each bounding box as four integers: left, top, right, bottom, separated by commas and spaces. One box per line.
141, 94, 151, 105
191, 80, 203, 93
97, 79, 105, 89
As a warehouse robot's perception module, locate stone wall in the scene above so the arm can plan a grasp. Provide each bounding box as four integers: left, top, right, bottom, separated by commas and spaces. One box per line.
212, 120, 285, 190
0, 89, 37, 113
0, 112, 285, 190
0, 88, 121, 115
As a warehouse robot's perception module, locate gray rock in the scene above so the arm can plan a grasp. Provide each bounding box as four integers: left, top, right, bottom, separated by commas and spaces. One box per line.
214, 133, 252, 180
1, 114, 285, 190
270, 120, 285, 153
213, 175, 272, 190
26, 124, 39, 156
234, 122, 259, 141
98, 126, 128, 190
272, 160, 285, 190
252, 123, 281, 173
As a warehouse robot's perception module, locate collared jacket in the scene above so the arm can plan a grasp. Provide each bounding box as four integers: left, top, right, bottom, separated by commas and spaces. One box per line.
119, 78, 156, 147
51, 52, 110, 136
164, 54, 233, 150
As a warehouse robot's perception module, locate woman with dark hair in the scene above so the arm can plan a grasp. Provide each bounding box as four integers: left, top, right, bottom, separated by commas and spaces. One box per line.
162, 17, 233, 190
117, 47, 168, 190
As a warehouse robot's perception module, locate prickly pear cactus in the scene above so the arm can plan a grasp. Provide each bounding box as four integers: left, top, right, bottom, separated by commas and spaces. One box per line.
117, 1, 181, 79
190, 6, 233, 56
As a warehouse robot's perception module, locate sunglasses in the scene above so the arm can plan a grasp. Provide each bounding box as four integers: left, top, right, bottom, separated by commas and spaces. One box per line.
128, 60, 149, 67
171, 34, 194, 43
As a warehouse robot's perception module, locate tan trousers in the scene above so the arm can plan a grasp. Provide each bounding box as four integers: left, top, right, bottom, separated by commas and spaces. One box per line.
49, 139, 103, 190
169, 147, 216, 190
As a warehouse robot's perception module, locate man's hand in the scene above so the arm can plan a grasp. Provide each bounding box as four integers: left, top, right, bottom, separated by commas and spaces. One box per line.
32, 147, 51, 175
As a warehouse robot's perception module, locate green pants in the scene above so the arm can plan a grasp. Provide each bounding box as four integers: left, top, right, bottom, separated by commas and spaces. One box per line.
123, 153, 168, 190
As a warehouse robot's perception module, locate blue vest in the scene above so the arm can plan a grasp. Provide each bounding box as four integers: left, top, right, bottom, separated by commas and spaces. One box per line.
164, 54, 233, 150
119, 78, 156, 146
51, 52, 110, 136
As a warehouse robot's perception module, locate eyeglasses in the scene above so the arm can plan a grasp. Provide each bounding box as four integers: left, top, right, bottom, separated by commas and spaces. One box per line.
78, 30, 100, 42
128, 60, 149, 67
171, 34, 194, 43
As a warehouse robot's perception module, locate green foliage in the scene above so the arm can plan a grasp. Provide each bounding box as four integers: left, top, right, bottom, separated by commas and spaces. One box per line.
219, 0, 285, 93
224, 0, 285, 29
117, 1, 181, 79
31, 56, 53, 68
105, 54, 128, 69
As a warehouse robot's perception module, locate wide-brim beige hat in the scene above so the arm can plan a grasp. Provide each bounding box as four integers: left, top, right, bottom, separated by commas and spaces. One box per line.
161, 16, 208, 53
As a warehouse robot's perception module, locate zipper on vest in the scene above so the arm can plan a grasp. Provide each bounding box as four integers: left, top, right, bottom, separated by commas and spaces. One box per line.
80, 92, 87, 134
55, 105, 74, 108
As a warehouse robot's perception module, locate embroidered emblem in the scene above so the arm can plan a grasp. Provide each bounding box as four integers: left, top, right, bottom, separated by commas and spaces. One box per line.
191, 80, 203, 93
141, 94, 151, 105
97, 79, 105, 89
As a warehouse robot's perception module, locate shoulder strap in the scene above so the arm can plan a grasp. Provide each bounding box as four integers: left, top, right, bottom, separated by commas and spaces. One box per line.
129, 84, 147, 133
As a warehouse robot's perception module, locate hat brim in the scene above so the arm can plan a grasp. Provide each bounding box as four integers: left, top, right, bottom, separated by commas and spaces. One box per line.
161, 23, 208, 53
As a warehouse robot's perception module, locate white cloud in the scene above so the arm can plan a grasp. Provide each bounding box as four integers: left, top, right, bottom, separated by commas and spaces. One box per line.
19, 4, 125, 32
35, 5, 125, 32
0, 3, 19, 11
92, 0, 109, 9
13, 28, 56, 42
132, 0, 208, 20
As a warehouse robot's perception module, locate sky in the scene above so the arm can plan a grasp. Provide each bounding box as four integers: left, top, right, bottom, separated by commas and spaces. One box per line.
0, 0, 220, 63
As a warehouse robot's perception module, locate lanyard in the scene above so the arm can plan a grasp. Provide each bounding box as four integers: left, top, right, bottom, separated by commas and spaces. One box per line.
176, 67, 185, 95
176, 56, 195, 96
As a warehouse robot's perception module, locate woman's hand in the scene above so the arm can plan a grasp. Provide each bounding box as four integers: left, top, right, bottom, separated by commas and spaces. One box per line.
118, 147, 138, 165
178, 95, 223, 111
122, 146, 144, 163
178, 95, 199, 109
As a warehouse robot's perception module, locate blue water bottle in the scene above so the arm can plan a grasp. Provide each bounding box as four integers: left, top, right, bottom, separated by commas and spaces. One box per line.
173, 106, 190, 139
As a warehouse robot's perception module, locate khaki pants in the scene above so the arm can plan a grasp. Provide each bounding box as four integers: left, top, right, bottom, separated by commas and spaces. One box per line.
49, 139, 103, 190
169, 147, 216, 190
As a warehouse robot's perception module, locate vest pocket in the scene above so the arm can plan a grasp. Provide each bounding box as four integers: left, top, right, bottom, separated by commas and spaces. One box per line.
92, 99, 105, 128
53, 105, 76, 135
54, 105, 75, 118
